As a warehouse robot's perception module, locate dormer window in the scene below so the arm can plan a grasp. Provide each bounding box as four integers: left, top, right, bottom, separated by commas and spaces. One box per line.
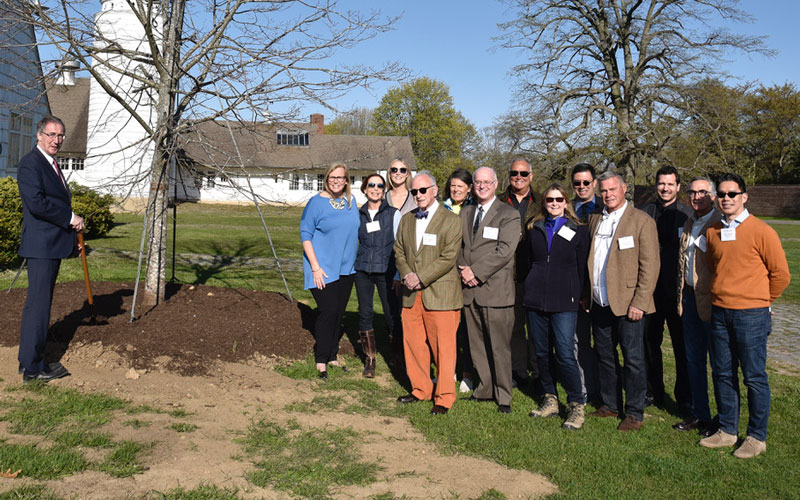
276, 130, 309, 146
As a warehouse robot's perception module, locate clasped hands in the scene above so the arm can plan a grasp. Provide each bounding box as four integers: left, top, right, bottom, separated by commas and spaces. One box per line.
458, 265, 479, 288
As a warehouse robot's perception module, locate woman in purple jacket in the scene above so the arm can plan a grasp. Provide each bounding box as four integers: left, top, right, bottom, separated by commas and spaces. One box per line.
523, 183, 590, 430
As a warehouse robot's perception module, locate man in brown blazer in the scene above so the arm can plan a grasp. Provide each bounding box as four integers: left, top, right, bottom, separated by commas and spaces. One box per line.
394, 170, 463, 415
587, 171, 659, 431
458, 167, 521, 414
674, 176, 723, 437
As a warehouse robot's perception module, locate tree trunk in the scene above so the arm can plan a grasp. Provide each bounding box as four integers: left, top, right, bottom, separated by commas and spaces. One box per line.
143, 153, 169, 306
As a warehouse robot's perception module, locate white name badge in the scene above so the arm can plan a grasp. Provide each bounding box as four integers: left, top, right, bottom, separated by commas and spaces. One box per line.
558, 225, 576, 241
366, 221, 380, 233
721, 228, 736, 242
422, 233, 437, 246
618, 235, 635, 250
483, 226, 499, 240
695, 235, 707, 252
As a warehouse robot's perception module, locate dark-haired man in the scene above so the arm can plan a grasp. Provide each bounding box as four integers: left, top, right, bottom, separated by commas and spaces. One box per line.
701, 172, 789, 458
642, 166, 693, 411
17, 115, 84, 382
571, 163, 604, 223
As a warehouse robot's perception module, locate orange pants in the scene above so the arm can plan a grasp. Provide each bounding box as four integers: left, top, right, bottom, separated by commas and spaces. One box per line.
401, 292, 460, 408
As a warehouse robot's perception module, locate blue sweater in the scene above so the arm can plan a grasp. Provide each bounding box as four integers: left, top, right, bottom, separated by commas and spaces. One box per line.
300, 194, 360, 290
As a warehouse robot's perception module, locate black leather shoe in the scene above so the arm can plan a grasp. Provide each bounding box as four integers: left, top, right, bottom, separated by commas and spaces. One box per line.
699, 421, 717, 438
397, 394, 420, 404
430, 405, 449, 415
498, 405, 512, 414
672, 418, 701, 431
23, 363, 70, 383
466, 395, 493, 402
318, 370, 328, 380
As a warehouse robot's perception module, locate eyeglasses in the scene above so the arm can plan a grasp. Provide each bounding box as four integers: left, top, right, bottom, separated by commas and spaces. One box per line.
573, 180, 592, 187
687, 189, 710, 197
509, 170, 530, 177
42, 132, 66, 140
545, 197, 565, 203
328, 176, 347, 182
718, 191, 743, 199
390, 167, 408, 174
367, 182, 385, 189
410, 185, 434, 196
474, 180, 496, 187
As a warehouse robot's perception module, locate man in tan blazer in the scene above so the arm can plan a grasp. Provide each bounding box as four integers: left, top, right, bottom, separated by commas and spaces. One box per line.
674, 176, 723, 437
458, 167, 521, 414
394, 170, 463, 414
587, 171, 659, 431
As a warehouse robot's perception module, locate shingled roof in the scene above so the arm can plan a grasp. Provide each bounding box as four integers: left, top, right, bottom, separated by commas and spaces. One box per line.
44, 77, 89, 156
179, 120, 416, 173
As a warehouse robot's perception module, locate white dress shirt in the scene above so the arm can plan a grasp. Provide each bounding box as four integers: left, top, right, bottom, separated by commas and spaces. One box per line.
721, 208, 750, 229
415, 200, 440, 250
592, 201, 628, 307
684, 209, 716, 287
473, 196, 496, 226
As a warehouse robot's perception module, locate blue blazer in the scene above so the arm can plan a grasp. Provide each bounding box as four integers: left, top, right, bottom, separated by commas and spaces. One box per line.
17, 147, 76, 259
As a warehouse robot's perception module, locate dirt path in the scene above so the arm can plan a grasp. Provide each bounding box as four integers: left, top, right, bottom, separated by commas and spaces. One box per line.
0, 346, 556, 499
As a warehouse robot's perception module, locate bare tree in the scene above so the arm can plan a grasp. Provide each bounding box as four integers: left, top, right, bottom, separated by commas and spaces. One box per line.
4, 0, 405, 305
498, 0, 772, 188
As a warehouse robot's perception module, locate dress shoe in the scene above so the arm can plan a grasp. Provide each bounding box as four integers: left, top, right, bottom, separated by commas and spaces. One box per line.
430, 405, 449, 415
498, 405, 512, 414
23, 363, 70, 383
672, 418, 701, 431
465, 395, 493, 402
617, 415, 643, 431
318, 370, 328, 380
397, 394, 421, 404
589, 405, 619, 418
699, 421, 718, 438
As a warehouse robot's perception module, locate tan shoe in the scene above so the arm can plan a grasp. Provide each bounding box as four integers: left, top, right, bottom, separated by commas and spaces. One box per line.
530, 394, 559, 418
562, 402, 585, 430
733, 436, 766, 458
617, 415, 643, 431
699, 430, 738, 448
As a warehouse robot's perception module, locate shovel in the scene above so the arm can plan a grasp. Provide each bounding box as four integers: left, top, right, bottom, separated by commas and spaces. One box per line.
77, 232, 97, 323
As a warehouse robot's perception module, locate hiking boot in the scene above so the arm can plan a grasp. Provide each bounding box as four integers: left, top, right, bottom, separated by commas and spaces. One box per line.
529, 394, 559, 418
562, 402, 585, 430
699, 430, 738, 449
360, 330, 376, 378
733, 436, 766, 459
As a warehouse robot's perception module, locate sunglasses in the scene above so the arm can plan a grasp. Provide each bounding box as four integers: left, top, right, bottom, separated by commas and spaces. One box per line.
390, 167, 408, 174
509, 170, 530, 177
410, 185, 434, 196
545, 197, 565, 203
573, 180, 592, 187
718, 191, 744, 199
367, 182, 385, 189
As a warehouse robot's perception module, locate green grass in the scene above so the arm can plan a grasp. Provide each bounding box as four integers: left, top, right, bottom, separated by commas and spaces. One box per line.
139, 484, 244, 500
0, 442, 87, 480
768, 221, 800, 304
0, 484, 64, 500
238, 418, 379, 499
97, 440, 149, 477
167, 423, 199, 433
122, 418, 152, 429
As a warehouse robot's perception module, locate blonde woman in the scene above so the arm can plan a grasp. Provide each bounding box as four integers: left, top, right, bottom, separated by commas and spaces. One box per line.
301, 163, 360, 379
385, 158, 416, 218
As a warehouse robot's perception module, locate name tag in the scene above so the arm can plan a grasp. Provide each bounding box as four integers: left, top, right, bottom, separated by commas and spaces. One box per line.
721, 228, 736, 242
618, 235, 635, 250
366, 221, 380, 233
694, 235, 707, 252
483, 226, 499, 240
422, 233, 437, 246
557, 225, 576, 241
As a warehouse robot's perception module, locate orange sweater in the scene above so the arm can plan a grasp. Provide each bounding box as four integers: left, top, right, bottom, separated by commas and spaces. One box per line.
706, 215, 790, 309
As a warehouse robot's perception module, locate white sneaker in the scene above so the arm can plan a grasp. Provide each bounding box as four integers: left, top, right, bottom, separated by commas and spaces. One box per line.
459, 378, 474, 393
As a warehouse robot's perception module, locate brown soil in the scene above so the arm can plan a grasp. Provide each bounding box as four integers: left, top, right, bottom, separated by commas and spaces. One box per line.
0, 282, 556, 499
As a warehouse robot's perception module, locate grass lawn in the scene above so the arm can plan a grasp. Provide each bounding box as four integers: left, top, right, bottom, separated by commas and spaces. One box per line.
1, 203, 798, 499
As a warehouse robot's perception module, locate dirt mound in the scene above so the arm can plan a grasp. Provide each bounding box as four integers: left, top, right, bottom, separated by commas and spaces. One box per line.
0, 281, 354, 375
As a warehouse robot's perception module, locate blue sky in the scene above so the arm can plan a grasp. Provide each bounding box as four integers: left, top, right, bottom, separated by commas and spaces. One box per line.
305, 0, 800, 130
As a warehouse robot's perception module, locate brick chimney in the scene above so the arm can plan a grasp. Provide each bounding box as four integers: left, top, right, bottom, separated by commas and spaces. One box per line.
310, 113, 324, 134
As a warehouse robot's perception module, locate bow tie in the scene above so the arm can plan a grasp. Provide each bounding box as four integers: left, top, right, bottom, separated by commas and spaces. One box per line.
416, 210, 429, 219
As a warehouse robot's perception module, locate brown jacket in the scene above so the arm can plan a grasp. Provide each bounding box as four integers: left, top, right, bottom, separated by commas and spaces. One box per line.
587, 205, 660, 317
394, 204, 463, 310
457, 200, 521, 307
676, 209, 722, 322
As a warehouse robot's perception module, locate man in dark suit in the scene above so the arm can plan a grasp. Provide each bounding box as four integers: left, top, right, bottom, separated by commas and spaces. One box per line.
569, 162, 604, 405
458, 167, 521, 414
17, 115, 84, 382
587, 171, 659, 431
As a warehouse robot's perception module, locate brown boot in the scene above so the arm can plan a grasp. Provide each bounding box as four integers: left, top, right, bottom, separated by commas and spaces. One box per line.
361, 330, 376, 378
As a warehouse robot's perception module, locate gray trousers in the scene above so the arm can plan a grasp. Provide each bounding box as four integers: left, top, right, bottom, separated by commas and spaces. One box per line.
465, 300, 515, 405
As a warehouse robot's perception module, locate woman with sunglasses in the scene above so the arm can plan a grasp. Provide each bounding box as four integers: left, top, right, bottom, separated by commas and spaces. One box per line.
385, 158, 417, 218
301, 163, 360, 379
354, 173, 400, 378
523, 183, 590, 430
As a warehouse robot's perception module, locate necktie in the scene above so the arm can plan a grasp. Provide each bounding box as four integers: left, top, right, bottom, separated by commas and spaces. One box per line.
53, 159, 66, 188
472, 205, 483, 237
415, 210, 429, 219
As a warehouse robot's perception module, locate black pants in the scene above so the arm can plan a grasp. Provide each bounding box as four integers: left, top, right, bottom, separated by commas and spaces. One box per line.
354, 270, 399, 335
19, 258, 61, 374
644, 293, 691, 410
310, 274, 355, 364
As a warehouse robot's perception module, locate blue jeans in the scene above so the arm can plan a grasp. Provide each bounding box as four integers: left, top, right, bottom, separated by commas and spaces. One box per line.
354, 270, 398, 334
528, 309, 586, 404
681, 288, 717, 422
710, 306, 771, 441
591, 305, 647, 420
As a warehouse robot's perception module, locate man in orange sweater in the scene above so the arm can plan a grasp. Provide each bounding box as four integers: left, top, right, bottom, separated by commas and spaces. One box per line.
701, 172, 790, 458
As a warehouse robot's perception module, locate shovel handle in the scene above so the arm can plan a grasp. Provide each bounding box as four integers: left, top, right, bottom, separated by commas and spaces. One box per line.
78, 232, 94, 309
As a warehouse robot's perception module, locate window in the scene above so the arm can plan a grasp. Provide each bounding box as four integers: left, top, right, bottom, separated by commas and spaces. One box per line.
289, 173, 300, 190
206, 176, 215, 188
8, 113, 34, 167
302, 174, 313, 191
276, 130, 309, 146
55, 157, 85, 170
316, 174, 324, 191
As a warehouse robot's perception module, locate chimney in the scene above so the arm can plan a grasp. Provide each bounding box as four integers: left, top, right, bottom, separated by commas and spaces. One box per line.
55, 58, 79, 86
310, 113, 324, 134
